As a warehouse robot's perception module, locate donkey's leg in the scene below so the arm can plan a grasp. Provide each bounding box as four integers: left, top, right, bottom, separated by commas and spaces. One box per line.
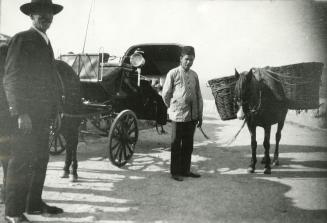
64, 120, 80, 182
263, 126, 272, 174
70, 124, 80, 182
273, 121, 285, 166
247, 125, 257, 173
62, 144, 72, 178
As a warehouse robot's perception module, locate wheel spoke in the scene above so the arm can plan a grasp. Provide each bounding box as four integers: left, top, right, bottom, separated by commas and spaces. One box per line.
112, 124, 122, 138
126, 117, 134, 129
127, 136, 137, 144
113, 143, 122, 161
111, 140, 120, 154
128, 126, 137, 135
118, 144, 123, 164
111, 139, 120, 151
126, 143, 134, 154
123, 115, 130, 125
115, 123, 122, 136
123, 145, 128, 160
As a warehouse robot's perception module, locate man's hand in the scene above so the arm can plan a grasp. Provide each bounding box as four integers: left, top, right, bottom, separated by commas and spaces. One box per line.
18, 114, 32, 134
197, 117, 203, 128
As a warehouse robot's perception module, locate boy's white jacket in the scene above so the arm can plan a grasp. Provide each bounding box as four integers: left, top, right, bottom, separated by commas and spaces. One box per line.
162, 66, 203, 122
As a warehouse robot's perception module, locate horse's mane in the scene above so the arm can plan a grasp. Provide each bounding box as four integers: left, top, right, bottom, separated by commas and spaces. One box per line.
236, 68, 286, 103
234, 71, 248, 101
253, 68, 286, 101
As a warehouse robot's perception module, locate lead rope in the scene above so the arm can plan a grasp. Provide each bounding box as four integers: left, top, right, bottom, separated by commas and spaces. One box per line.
224, 119, 247, 146
195, 75, 209, 139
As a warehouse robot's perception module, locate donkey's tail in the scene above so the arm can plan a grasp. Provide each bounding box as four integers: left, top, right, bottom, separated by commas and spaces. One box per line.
224, 119, 247, 146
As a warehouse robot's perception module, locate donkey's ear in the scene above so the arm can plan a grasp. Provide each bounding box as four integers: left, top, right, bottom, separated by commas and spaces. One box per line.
246, 68, 254, 81
235, 69, 240, 78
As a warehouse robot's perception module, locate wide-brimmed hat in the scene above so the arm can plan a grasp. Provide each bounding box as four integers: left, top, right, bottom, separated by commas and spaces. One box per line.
20, 0, 63, 15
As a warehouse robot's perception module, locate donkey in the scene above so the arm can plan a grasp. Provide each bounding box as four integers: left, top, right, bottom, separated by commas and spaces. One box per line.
55, 60, 82, 182
234, 68, 288, 174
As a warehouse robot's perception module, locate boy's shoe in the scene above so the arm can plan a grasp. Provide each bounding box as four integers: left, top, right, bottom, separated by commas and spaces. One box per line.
61, 171, 69, 178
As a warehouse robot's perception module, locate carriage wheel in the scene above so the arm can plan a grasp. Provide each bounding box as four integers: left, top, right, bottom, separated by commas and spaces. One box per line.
108, 110, 138, 167
49, 117, 67, 155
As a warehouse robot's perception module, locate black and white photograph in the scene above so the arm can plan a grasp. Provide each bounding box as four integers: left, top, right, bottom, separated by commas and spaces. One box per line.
0, 0, 327, 222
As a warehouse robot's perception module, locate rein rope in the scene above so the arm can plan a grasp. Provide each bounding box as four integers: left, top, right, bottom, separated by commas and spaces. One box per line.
224, 119, 247, 146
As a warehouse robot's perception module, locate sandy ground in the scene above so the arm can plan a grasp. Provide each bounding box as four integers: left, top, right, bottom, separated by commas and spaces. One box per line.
1, 105, 327, 223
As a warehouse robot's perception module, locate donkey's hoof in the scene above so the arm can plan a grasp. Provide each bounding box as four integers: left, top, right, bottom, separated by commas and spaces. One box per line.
272, 159, 279, 166
247, 166, 255, 173
263, 167, 271, 174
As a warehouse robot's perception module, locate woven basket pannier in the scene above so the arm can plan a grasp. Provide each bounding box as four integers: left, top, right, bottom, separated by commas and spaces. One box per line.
208, 75, 237, 120
269, 62, 324, 110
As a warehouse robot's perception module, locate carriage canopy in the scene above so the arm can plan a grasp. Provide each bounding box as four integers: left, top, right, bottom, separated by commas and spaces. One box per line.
59, 44, 182, 83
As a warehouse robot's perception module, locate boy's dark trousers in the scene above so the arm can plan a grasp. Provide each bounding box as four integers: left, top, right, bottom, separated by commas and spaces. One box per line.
170, 121, 197, 176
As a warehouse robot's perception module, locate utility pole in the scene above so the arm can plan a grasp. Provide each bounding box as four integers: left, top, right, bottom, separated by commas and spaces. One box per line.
0, 0, 2, 33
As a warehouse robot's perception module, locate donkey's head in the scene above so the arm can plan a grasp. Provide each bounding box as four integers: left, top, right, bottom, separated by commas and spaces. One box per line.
234, 68, 255, 120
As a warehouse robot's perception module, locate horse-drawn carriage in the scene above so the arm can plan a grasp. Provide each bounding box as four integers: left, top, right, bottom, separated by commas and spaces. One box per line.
49, 44, 182, 167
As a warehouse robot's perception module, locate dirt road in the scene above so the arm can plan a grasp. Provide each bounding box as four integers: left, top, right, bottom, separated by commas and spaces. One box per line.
1, 112, 327, 223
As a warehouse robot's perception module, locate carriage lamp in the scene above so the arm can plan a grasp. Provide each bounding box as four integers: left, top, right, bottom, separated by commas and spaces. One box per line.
130, 50, 145, 86
130, 51, 145, 68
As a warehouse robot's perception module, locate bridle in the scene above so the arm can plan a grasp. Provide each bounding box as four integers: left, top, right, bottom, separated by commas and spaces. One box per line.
235, 76, 263, 116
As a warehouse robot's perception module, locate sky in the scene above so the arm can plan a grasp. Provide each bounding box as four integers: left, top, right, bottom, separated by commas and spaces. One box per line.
0, 0, 326, 98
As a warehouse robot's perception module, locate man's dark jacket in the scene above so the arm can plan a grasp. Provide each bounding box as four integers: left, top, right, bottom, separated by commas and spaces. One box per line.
0, 43, 15, 135
4, 28, 61, 117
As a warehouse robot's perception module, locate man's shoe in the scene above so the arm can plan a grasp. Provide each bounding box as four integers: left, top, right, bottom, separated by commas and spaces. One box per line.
41, 202, 64, 214
184, 172, 201, 178
61, 171, 69, 178
171, 175, 183, 181
0, 189, 4, 204
5, 214, 30, 223
70, 174, 78, 182
27, 201, 63, 215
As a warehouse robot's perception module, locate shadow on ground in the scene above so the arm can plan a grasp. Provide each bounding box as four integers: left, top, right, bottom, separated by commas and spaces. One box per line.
1, 116, 327, 223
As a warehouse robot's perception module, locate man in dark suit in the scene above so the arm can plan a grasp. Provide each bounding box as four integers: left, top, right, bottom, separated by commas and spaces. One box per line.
3, 1, 64, 222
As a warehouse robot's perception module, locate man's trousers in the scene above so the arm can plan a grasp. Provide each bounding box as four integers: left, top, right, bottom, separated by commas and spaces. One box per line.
5, 112, 51, 216
170, 121, 197, 176
0, 137, 12, 202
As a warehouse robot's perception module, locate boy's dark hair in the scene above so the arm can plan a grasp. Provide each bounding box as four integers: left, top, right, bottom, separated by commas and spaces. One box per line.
181, 46, 195, 57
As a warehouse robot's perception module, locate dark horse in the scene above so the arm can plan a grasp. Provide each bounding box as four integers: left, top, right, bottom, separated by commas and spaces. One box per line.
234, 68, 288, 174
55, 60, 82, 182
